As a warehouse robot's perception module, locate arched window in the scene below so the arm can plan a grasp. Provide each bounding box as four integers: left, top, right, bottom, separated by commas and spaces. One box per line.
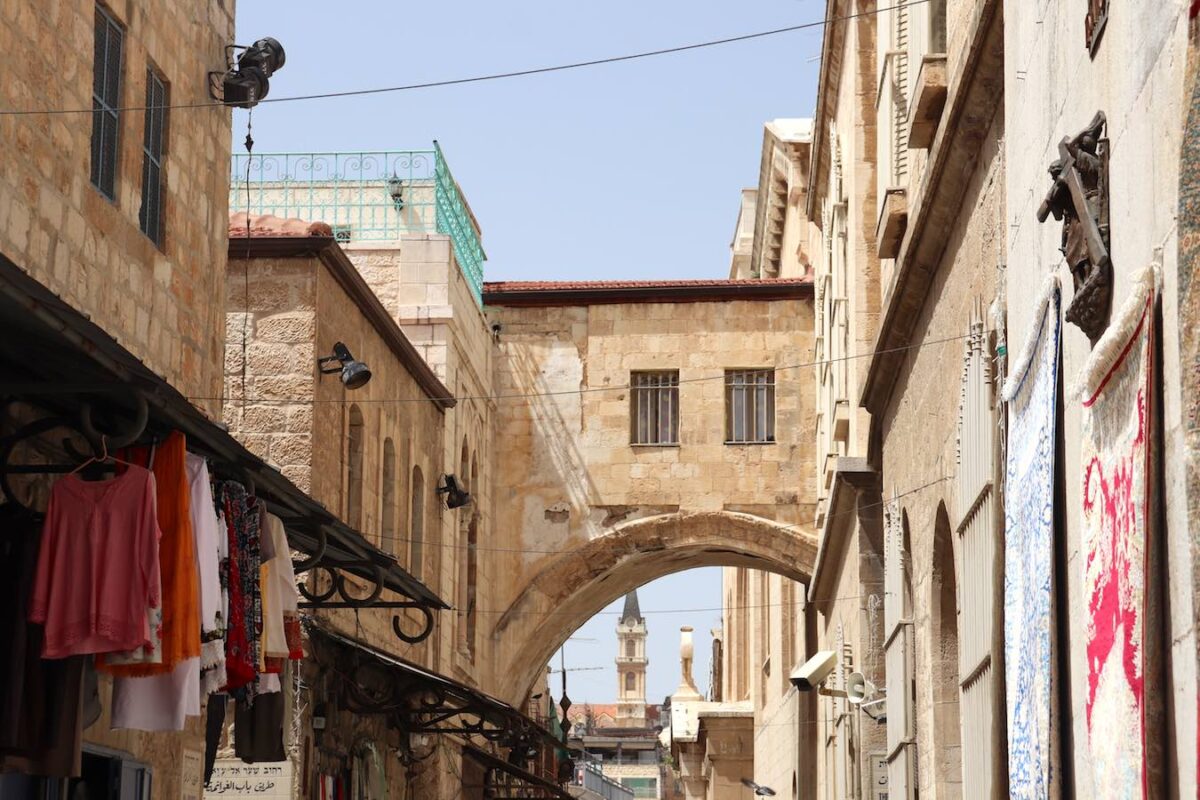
465, 454, 479, 660
381, 438, 396, 552
626, 639, 636, 659
625, 672, 635, 692
932, 503, 962, 792
346, 405, 365, 530
410, 466, 424, 580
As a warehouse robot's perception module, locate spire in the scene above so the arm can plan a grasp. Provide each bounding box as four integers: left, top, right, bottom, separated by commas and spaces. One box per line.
620, 590, 643, 625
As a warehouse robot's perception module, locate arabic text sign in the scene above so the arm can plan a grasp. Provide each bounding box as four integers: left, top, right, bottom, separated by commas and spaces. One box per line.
204, 759, 293, 799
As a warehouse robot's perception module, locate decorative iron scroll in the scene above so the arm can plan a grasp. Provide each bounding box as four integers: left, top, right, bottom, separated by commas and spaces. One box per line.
309, 626, 560, 754
295, 528, 435, 644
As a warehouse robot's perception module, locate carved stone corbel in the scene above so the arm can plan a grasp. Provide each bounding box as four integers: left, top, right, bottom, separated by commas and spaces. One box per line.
1037, 111, 1112, 341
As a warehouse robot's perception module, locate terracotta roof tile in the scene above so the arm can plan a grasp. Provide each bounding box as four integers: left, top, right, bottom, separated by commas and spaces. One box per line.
228, 212, 333, 239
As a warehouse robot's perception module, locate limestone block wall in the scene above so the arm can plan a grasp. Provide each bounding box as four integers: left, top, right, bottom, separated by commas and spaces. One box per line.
1002, 1, 1195, 792
877, 108, 1004, 798
0, 0, 234, 408
345, 235, 497, 683
224, 257, 318, 492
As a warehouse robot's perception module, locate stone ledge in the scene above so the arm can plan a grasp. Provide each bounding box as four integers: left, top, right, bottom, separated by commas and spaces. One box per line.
908, 55, 949, 149
875, 188, 909, 259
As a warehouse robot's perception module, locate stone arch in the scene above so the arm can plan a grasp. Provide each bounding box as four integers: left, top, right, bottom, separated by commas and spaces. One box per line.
489, 510, 817, 704
930, 501, 962, 795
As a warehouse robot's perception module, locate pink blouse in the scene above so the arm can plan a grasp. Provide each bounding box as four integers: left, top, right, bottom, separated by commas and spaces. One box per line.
30, 466, 162, 659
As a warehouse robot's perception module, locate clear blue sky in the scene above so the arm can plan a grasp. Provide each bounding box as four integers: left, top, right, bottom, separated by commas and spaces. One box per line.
234, 0, 822, 281
234, 1, 820, 703
550, 568, 725, 707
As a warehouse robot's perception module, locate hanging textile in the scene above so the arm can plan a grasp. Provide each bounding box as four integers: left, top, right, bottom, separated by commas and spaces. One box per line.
1000, 274, 1061, 800
110, 656, 200, 731
261, 512, 301, 670
219, 480, 262, 696
1074, 265, 1161, 798
30, 465, 161, 658
102, 431, 200, 673
0, 506, 86, 777
187, 453, 227, 694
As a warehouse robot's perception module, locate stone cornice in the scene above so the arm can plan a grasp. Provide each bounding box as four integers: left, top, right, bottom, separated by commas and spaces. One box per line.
807, 457, 876, 605
807, 0, 849, 223
859, 0, 1004, 416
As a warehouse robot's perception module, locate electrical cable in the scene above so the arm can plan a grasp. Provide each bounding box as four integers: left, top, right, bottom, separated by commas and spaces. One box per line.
375, 474, 951, 559
191, 330, 974, 407
0, 1, 927, 118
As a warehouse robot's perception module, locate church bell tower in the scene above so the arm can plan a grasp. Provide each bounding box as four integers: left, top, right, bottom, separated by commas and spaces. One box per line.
615, 590, 648, 726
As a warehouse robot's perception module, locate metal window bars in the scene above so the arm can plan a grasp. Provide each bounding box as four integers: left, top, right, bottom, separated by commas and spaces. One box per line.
630, 371, 679, 445
725, 369, 776, 443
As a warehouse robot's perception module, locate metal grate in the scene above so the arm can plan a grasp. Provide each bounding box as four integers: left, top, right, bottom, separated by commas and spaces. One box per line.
725, 369, 776, 443
630, 371, 679, 445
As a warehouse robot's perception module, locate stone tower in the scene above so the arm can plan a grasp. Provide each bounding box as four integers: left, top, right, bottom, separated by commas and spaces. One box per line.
615, 590, 648, 726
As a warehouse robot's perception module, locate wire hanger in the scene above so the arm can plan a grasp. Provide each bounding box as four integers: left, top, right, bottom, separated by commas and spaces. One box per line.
70, 435, 137, 476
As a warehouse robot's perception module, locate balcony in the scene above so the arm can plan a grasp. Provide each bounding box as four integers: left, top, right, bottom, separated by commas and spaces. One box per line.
908, 55, 949, 149
875, 187, 909, 259
229, 144, 485, 304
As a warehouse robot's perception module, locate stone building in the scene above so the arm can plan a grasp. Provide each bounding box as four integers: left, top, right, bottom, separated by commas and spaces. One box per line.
0, 1, 236, 797
720, 2, 1200, 799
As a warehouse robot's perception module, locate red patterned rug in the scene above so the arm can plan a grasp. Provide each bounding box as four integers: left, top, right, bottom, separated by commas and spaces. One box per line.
1075, 265, 1160, 798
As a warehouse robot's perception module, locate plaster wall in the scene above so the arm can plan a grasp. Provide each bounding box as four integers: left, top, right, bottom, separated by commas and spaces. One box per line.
1002, 1, 1195, 793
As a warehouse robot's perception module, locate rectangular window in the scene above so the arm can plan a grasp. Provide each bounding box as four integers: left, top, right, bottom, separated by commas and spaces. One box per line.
725, 369, 776, 443
91, 5, 123, 200
138, 69, 167, 246
630, 370, 679, 445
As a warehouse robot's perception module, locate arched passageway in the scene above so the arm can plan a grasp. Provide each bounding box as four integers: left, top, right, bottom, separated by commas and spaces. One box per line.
489, 510, 818, 703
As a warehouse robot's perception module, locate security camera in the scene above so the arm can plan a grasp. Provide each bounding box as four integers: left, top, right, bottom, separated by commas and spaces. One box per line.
790, 650, 837, 692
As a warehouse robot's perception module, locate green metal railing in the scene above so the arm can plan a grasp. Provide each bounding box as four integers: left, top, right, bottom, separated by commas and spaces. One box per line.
230, 144, 485, 304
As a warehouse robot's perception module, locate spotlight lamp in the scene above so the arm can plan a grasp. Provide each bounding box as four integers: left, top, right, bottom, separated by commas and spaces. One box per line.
437, 474, 472, 509
741, 778, 777, 797
209, 37, 286, 109
318, 342, 372, 390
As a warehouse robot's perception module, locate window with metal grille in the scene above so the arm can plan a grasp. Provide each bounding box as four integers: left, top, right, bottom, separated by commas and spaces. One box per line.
138, 68, 167, 245
91, 5, 123, 200
630, 371, 679, 445
725, 369, 775, 443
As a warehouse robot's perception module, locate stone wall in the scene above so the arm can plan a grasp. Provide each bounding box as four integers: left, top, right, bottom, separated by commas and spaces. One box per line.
485, 292, 817, 702
0, 0, 234, 408
1002, 1, 1195, 792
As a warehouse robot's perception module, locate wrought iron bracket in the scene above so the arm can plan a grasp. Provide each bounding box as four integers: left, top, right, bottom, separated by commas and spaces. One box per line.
295, 540, 436, 645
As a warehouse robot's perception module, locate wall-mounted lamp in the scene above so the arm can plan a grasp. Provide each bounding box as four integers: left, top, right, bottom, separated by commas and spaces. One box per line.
318, 342, 372, 390
209, 37, 286, 109
386, 175, 405, 211
490, 322, 502, 343
437, 474, 471, 509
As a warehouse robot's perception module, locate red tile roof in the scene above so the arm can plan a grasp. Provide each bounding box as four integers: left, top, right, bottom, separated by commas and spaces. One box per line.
482, 277, 812, 307
483, 277, 809, 292
228, 212, 333, 238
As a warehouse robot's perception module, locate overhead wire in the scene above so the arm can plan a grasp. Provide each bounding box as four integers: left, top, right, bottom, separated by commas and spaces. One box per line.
195, 330, 975, 407
0, 1, 928, 118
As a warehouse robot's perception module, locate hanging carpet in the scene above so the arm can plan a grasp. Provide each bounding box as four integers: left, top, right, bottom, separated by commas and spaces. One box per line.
1001, 274, 1062, 800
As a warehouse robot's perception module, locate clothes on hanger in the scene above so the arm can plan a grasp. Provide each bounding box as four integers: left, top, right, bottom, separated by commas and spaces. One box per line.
187, 453, 228, 696
102, 431, 200, 674
218, 480, 262, 697
30, 466, 162, 658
